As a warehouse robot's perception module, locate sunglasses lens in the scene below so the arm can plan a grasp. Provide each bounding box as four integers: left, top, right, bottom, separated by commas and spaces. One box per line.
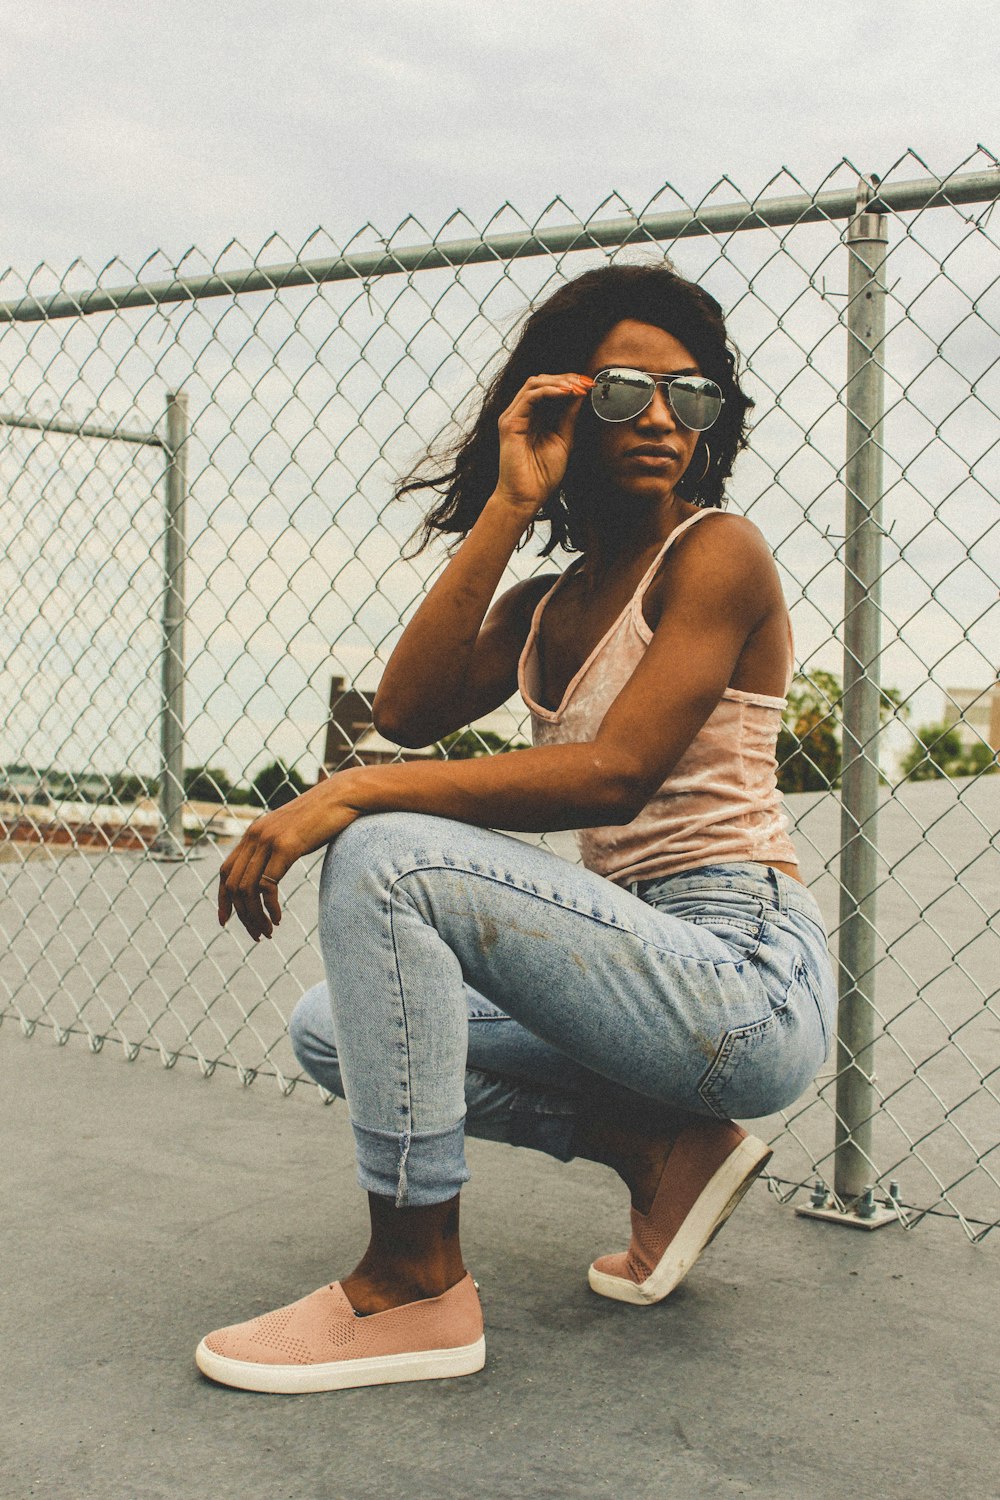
590, 368, 653, 422
591, 370, 723, 430
668, 377, 723, 432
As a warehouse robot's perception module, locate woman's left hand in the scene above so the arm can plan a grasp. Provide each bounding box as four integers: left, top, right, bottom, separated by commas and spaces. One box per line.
217, 778, 360, 943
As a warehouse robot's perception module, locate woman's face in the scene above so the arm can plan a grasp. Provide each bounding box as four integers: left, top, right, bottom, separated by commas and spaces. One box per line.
582, 319, 703, 503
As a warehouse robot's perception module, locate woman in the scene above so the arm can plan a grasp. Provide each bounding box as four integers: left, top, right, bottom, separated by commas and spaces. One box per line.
196, 263, 836, 1394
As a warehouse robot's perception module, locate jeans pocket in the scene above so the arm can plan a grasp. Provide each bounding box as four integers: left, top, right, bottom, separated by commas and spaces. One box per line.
697, 1011, 780, 1118
649, 892, 767, 961
682, 908, 765, 960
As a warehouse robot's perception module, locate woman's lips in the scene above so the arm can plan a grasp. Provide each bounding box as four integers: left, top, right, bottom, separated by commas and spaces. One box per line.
624, 447, 679, 468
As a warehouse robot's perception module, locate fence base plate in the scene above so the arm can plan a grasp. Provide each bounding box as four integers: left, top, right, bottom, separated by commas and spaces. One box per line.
795, 1200, 902, 1230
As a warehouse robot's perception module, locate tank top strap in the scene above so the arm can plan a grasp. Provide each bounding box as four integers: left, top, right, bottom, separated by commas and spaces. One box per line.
520, 506, 729, 718
661, 505, 719, 554
632, 506, 721, 599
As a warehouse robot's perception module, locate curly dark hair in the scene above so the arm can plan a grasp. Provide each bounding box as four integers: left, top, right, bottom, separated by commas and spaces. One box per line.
398, 261, 754, 556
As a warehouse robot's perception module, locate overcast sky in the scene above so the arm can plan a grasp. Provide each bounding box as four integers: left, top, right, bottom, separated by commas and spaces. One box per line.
2, 2, 997, 781
3, 0, 996, 277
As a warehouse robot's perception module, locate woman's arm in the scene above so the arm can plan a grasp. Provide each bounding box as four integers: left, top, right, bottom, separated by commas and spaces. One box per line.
372, 497, 554, 747
219, 740, 644, 940
373, 371, 591, 745
219, 516, 779, 940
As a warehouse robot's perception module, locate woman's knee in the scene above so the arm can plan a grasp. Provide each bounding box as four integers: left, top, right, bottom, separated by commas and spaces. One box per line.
321, 812, 457, 885
318, 813, 456, 935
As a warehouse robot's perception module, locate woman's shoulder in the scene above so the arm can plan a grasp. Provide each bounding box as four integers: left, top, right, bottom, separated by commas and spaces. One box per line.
645, 510, 781, 625
661, 508, 776, 576
680, 507, 773, 555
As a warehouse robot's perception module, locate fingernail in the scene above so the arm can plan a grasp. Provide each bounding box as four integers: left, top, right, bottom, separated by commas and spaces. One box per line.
577, 376, 595, 388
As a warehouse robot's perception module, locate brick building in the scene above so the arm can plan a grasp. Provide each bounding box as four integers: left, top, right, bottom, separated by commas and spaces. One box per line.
321, 675, 436, 776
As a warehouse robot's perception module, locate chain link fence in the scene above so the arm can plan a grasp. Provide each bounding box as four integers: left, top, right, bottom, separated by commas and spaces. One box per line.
2, 149, 998, 1239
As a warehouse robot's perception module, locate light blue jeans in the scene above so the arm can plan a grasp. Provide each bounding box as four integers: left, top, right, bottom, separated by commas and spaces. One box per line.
289, 813, 836, 1207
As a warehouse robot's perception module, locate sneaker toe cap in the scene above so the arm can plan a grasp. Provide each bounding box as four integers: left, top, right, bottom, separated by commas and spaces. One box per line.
589, 1251, 633, 1281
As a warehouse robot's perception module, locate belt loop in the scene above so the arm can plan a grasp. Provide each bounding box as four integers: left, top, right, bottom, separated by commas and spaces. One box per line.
767, 865, 788, 915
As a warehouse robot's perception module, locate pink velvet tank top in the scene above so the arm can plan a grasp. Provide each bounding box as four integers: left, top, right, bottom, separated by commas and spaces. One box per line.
517, 508, 799, 885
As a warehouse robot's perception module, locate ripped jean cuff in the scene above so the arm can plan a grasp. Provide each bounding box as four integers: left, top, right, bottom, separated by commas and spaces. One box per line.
351, 1119, 471, 1207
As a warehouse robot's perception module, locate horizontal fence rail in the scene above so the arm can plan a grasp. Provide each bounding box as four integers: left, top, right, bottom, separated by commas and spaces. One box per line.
2, 168, 998, 324
1, 150, 998, 1240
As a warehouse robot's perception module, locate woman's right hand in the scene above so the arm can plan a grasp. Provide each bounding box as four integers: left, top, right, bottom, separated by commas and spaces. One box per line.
494, 373, 593, 515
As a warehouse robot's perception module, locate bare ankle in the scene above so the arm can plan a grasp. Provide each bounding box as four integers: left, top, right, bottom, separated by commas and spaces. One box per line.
341, 1192, 466, 1315
342, 1260, 464, 1315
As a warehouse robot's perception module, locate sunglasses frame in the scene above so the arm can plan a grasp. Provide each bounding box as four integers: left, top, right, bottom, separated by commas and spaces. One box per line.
589, 367, 725, 432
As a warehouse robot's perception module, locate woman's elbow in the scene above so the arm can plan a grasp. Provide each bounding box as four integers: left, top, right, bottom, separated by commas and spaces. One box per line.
371, 701, 421, 749
373, 694, 453, 751
594, 761, 658, 824
371, 691, 405, 742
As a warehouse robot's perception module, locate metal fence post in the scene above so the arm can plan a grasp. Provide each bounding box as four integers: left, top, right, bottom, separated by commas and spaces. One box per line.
834, 185, 888, 1203
152, 391, 189, 859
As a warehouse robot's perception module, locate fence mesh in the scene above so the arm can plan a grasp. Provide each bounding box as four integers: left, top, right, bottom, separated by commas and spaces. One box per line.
2, 149, 998, 1239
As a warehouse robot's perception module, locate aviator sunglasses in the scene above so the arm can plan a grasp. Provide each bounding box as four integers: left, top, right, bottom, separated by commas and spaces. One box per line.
590, 367, 724, 432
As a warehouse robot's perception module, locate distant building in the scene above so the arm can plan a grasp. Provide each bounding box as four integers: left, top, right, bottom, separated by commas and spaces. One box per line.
321, 675, 436, 776
943, 683, 1000, 751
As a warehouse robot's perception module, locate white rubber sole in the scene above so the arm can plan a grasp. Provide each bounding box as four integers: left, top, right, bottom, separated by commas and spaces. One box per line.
195, 1334, 486, 1393
588, 1136, 773, 1306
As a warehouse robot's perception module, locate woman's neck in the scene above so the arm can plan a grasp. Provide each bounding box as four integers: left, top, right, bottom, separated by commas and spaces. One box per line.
576, 493, 692, 583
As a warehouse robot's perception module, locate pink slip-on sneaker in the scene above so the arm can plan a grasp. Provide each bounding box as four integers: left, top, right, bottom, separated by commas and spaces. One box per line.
196, 1272, 485, 1393
589, 1120, 772, 1305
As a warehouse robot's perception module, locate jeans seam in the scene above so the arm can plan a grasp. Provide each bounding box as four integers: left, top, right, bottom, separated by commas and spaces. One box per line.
386, 862, 749, 969
682, 911, 764, 960
794, 954, 833, 1053
385, 886, 415, 1204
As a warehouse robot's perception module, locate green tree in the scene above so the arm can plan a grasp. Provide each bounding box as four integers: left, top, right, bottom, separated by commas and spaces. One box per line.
776, 673, 908, 793
109, 772, 159, 803
183, 765, 234, 803
898, 725, 998, 782
435, 729, 529, 759
250, 759, 310, 809
776, 671, 844, 792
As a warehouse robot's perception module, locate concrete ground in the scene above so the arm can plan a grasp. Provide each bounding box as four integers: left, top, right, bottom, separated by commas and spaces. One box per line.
5, 1023, 999, 1500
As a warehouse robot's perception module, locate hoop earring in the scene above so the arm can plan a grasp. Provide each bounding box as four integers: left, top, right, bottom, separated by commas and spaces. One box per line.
697, 443, 711, 483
